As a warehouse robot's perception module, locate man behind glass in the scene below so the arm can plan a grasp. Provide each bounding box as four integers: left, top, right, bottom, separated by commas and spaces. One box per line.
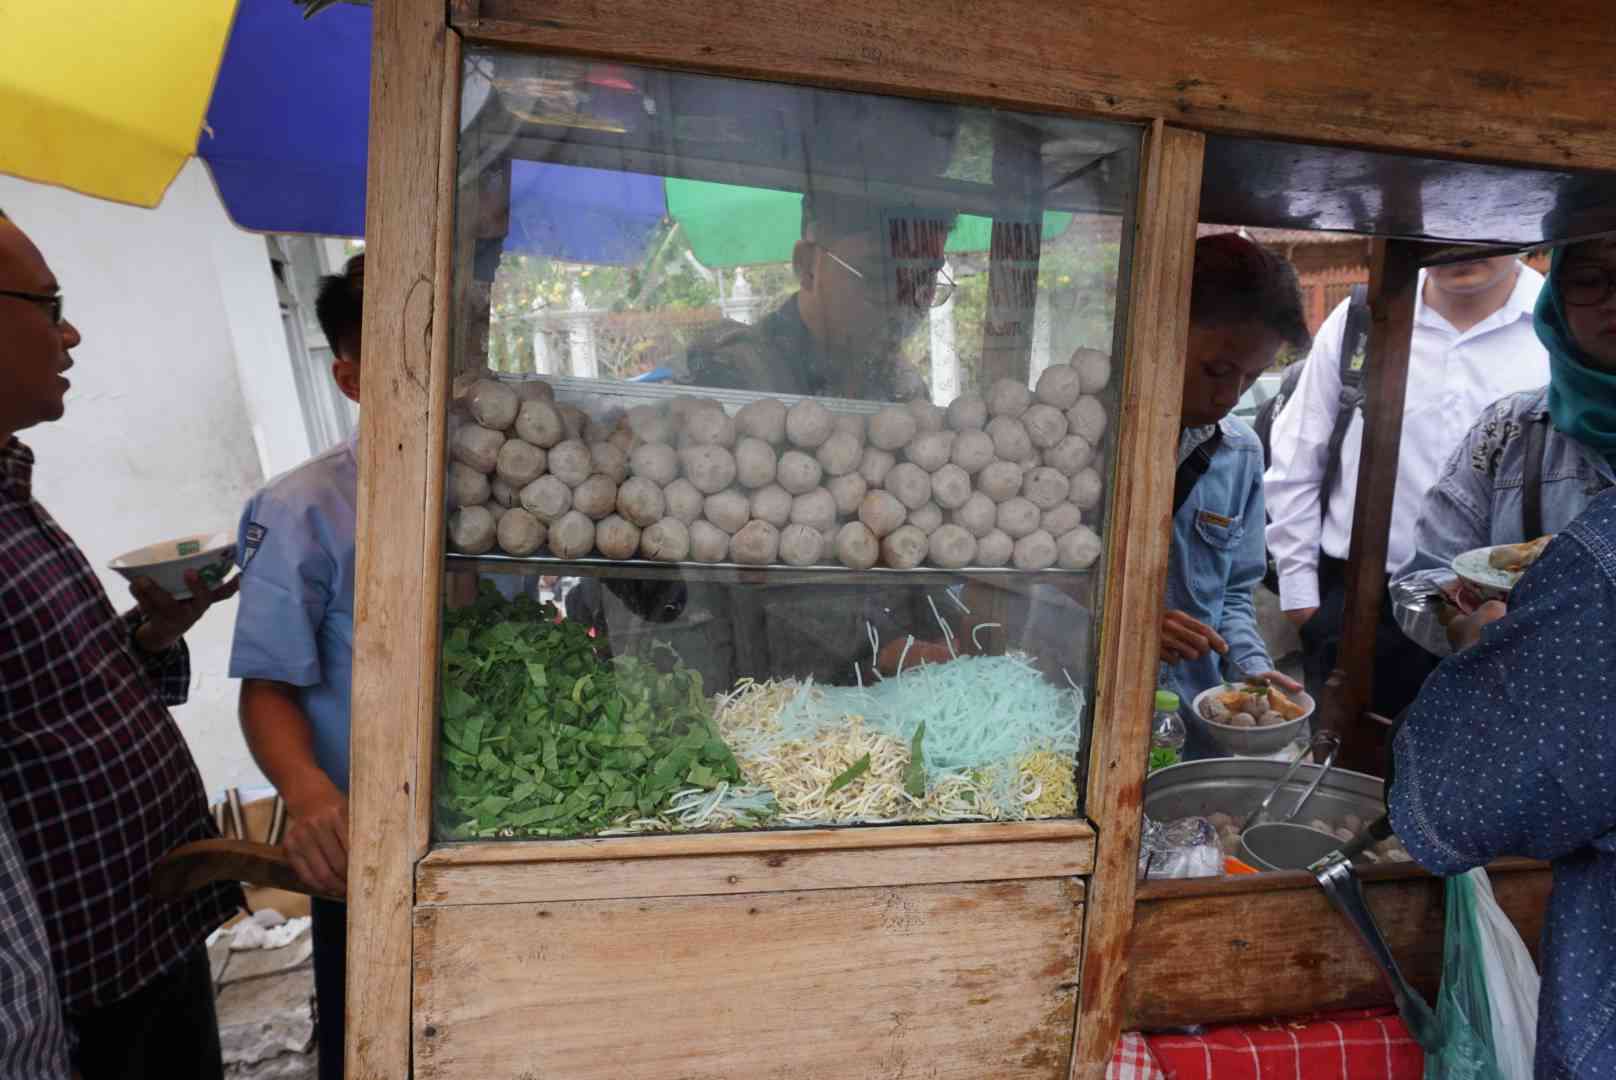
577, 192, 958, 685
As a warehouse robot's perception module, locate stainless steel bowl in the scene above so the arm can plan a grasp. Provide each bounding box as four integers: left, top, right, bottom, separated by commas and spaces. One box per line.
1144, 756, 1385, 829
1240, 822, 1344, 871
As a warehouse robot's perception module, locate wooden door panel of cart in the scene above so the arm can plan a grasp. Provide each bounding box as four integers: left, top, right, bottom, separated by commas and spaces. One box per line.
414, 880, 1083, 1079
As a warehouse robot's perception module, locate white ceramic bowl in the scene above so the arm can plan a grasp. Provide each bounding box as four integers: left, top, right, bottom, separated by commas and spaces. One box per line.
108, 531, 236, 599
1191, 684, 1315, 756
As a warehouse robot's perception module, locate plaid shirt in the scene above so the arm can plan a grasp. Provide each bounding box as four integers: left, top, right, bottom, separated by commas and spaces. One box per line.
0, 808, 69, 1078
0, 438, 240, 1014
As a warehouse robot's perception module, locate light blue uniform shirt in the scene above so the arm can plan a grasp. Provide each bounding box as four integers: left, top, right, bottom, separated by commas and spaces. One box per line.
228, 435, 358, 792
1163, 417, 1274, 758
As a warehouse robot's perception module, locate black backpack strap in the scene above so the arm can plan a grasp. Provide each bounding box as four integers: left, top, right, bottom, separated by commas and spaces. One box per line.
1173, 426, 1224, 515
1253, 360, 1307, 468
1319, 285, 1373, 521
1522, 414, 1547, 541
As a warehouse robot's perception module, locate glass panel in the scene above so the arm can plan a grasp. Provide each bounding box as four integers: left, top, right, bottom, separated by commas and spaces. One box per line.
436, 49, 1142, 841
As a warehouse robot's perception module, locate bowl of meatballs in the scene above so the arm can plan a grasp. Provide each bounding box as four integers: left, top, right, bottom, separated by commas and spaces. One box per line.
1192, 679, 1315, 756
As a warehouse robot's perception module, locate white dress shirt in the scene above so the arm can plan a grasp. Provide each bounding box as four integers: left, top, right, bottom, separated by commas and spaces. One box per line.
1264, 264, 1548, 611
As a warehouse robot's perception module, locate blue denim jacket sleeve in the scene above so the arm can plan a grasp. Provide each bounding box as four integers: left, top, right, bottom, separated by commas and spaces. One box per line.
1393, 388, 1616, 656
1163, 419, 1273, 711
1391, 407, 1505, 656
1219, 450, 1272, 675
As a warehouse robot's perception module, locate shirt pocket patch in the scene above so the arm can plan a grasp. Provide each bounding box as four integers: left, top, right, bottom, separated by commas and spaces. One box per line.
1194, 510, 1244, 550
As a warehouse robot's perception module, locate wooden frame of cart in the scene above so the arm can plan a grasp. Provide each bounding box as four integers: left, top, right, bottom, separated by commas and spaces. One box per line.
345, 3, 1616, 1077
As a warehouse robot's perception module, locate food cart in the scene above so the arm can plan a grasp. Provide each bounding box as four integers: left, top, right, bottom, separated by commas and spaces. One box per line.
338, 3, 1616, 1076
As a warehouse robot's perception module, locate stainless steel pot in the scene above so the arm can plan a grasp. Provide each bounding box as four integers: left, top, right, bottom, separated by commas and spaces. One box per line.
1148, 762, 1441, 1048
1144, 756, 1385, 830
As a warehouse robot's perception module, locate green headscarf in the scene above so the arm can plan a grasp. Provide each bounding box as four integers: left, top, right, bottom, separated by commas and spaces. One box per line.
1538, 245, 1616, 463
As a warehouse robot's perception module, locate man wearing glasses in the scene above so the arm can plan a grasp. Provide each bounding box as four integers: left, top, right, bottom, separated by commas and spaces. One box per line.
577, 192, 959, 686
1265, 252, 1548, 716
0, 210, 241, 1078
683, 190, 955, 402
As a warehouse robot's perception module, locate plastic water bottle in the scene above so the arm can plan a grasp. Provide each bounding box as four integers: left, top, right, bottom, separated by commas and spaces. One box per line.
1150, 689, 1186, 769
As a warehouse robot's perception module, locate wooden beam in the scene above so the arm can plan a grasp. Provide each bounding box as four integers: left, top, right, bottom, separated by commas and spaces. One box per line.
1069, 122, 1203, 1079
421, 818, 1092, 865
1322, 240, 1419, 775
456, 0, 1616, 174
418, 835, 1094, 906
978, 117, 1045, 389
348, 4, 453, 1076
418, 19, 464, 864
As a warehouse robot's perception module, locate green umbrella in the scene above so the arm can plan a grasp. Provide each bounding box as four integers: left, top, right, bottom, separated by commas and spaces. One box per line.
667, 178, 1073, 268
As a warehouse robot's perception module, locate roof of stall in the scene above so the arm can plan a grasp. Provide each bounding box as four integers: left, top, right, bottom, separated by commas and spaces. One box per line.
5, 0, 1615, 255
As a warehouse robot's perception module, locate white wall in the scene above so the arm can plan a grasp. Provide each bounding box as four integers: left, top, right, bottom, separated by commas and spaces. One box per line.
1, 161, 300, 797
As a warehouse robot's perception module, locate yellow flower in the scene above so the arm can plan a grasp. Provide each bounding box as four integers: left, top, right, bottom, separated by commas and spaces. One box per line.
1057, 274, 1071, 285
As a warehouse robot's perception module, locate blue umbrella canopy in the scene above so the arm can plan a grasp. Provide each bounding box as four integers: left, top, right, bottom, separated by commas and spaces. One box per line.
199, 4, 1102, 263
200, 1, 669, 261
201, 0, 370, 237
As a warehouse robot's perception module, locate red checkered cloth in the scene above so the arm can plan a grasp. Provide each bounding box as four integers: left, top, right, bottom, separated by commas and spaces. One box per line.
0, 438, 240, 1013
1108, 1032, 1168, 1080
1138, 1008, 1424, 1079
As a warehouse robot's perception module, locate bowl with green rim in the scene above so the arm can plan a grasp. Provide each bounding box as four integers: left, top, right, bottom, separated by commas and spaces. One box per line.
109, 531, 235, 600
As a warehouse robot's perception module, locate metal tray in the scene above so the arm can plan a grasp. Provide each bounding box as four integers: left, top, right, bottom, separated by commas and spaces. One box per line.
500, 372, 891, 416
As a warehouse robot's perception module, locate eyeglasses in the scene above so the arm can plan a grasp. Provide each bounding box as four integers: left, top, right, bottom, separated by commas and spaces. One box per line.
0, 288, 64, 325
819, 247, 956, 310
1560, 263, 1616, 307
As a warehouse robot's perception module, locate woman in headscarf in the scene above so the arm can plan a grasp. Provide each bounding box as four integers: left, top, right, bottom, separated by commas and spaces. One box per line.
1388, 229, 1616, 1078
1390, 233, 1616, 655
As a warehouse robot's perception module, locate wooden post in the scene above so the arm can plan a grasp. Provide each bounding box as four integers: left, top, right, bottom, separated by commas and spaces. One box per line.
971, 118, 1046, 656
1069, 122, 1203, 1078
978, 116, 1045, 389
348, 3, 453, 1077
1321, 239, 1419, 776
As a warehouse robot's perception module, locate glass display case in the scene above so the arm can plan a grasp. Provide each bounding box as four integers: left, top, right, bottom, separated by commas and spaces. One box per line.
433, 48, 1142, 842
333, 8, 1612, 1076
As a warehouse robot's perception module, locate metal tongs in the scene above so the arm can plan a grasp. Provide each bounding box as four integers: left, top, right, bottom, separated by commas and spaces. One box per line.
1239, 731, 1341, 833
1310, 815, 1443, 1052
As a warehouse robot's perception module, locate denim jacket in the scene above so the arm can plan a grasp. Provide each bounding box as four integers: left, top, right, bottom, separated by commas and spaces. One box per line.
1392, 388, 1616, 655
1162, 417, 1273, 756
1391, 486, 1616, 1078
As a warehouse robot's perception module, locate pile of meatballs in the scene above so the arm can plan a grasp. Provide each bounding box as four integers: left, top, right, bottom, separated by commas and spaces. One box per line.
446, 349, 1111, 572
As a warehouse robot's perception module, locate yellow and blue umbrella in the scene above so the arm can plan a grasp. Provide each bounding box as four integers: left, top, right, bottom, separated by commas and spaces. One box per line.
0, 1, 238, 207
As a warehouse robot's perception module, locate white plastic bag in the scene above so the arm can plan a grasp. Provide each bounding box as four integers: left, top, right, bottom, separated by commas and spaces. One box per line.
1468, 868, 1540, 1078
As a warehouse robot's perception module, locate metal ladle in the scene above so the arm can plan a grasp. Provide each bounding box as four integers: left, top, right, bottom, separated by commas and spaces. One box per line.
1239, 731, 1341, 833
1241, 813, 1443, 1053
1311, 817, 1443, 1052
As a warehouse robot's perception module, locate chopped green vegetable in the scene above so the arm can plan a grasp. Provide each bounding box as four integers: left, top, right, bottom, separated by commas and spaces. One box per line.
825, 753, 872, 795
1148, 747, 1180, 772
903, 722, 927, 798
436, 585, 740, 840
